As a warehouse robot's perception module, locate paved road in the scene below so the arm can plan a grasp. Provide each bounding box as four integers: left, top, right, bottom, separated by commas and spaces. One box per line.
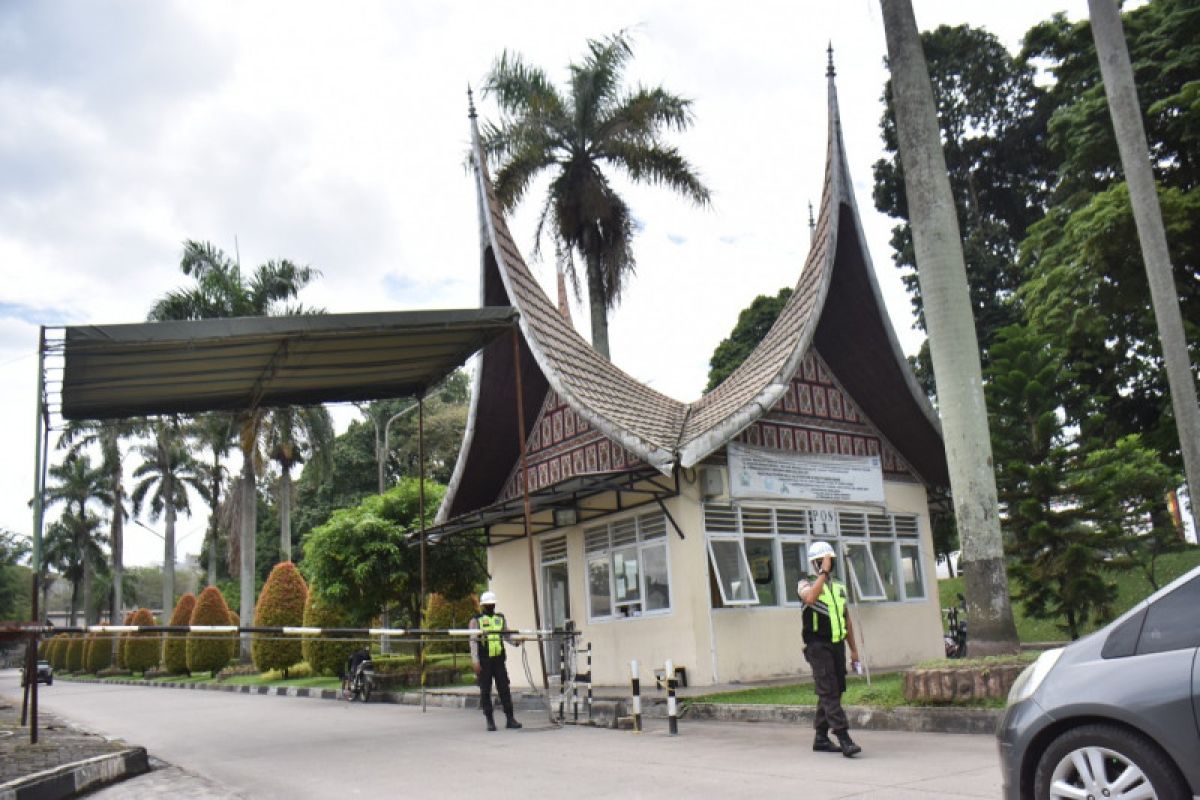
2, 672, 1003, 799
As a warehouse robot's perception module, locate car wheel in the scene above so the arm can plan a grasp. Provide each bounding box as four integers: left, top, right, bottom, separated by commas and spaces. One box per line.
45, 677, 52, 686
1034, 723, 1188, 800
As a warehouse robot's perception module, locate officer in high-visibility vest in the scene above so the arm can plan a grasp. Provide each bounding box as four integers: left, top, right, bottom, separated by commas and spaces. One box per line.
469, 591, 522, 731
797, 541, 862, 757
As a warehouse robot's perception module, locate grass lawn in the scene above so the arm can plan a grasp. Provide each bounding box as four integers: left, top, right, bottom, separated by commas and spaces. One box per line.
686, 672, 1009, 710
219, 673, 341, 690
939, 546, 1200, 643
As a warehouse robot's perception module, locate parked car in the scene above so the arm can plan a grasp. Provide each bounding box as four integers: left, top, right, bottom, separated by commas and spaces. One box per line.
998, 564, 1200, 799
22, 660, 53, 686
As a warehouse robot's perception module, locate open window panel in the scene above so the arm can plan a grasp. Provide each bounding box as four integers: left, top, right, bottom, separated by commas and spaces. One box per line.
707, 538, 759, 606
841, 541, 888, 602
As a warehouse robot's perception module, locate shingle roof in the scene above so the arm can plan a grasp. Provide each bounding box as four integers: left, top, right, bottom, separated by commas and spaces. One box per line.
439, 68, 947, 523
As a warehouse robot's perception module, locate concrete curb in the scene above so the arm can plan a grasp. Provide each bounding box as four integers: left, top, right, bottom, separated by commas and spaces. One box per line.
0, 747, 148, 800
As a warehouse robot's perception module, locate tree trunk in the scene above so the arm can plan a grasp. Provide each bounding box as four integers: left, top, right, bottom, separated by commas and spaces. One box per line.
111, 463, 123, 625
82, 560, 94, 626
279, 466, 292, 562
239, 452, 256, 661
375, 414, 386, 494
881, 0, 1019, 654
208, 452, 220, 587
585, 249, 611, 359
68, 580, 78, 628
164, 474, 176, 622
1089, 0, 1200, 537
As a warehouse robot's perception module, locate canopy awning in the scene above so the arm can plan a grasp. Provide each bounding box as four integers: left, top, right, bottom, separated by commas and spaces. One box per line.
56, 308, 518, 420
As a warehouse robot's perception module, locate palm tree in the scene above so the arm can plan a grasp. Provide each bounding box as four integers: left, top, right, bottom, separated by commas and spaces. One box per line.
880, 0, 1019, 653
1088, 0, 1200, 535
58, 418, 140, 624
149, 239, 319, 656
45, 453, 111, 626
189, 412, 236, 587
263, 405, 334, 561
481, 31, 711, 358
130, 420, 209, 619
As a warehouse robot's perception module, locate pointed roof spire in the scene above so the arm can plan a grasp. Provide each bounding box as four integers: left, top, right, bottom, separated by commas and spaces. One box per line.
808, 201, 816, 243
467, 84, 477, 120
826, 43, 836, 79
556, 266, 573, 324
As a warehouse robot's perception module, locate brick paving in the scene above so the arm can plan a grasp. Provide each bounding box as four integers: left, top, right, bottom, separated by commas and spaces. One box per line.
0, 691, 132, 784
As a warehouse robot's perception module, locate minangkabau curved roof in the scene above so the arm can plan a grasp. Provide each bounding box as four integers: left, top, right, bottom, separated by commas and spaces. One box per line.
439, 60, 947, 523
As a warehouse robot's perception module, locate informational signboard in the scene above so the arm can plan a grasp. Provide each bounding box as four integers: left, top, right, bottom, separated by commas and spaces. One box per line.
727, 442, 885, 503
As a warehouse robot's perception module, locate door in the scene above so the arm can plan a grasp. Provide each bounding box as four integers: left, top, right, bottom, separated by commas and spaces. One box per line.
543, 562, 571, 671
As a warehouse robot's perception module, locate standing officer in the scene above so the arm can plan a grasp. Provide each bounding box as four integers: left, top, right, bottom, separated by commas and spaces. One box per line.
469, 591, 522, 732
797, 541, 861, 757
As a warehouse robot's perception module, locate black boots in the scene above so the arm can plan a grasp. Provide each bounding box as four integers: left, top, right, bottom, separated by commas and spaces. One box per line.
834, 730, 862, 758
813, 732, 840, 752
485, 712, 521, 731
485, 713, 497, 732
506, 716, 522, 729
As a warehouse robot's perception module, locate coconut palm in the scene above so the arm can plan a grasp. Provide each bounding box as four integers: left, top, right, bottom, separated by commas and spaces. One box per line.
880, 0, 1019, 653
481, 31, 711, 358
263, 405, 334, 561
45, 452, 112, 626
130, 420, 209, 619
149, 239, 320, 655
58, 418, 140, 624
188, 412, 236, 587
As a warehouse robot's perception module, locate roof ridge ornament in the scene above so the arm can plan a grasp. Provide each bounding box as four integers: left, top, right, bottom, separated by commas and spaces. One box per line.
826, 43, 836, 79
467, 85, 477, 120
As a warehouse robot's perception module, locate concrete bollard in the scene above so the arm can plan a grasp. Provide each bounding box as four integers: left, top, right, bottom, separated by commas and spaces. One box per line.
630, 659, 642, 733
665, 658, 678, 736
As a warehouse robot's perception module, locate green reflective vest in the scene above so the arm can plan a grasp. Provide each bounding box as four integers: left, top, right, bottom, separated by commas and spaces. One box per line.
477, 614, 505, 658
802, 578, 848, 644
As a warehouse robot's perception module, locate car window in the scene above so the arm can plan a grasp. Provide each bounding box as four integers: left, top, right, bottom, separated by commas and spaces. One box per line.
1102, 606, 1147, 659
1135, 574, 1200, 656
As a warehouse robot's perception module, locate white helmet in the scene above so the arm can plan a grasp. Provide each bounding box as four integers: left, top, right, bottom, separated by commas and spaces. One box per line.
808, 541, 835, 565
480, 591, 497, 606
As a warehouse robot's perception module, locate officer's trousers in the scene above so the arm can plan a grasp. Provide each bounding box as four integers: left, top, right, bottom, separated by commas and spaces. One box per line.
478, 655, 514, 718
804, 638, 849, 733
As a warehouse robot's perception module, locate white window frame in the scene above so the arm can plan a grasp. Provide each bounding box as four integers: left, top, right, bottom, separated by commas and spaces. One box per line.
584, 512, 672, 622
841, 541, 888, 602
707, 536, 759, 606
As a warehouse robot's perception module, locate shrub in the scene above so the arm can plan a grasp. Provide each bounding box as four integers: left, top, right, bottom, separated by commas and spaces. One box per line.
187, 586, 236, 677
252, 562, 308, 678
37, 639, 48, 659
422, 593, 479, 655
163, 593, 197, 675
301, 594, 357, 677
115, 611, 134, 670
66, 635, 85, 673
85, 632, 114, 673
124, 608, 160, 674
47, 634, 67, 671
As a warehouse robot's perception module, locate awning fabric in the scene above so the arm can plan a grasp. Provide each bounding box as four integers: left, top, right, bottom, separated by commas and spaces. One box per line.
59, 308, 517, 420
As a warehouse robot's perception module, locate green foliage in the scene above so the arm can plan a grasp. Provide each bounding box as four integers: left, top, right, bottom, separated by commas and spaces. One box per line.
85, 632, 114, 673
301, 594, 358, 677
422, 593, 478, 655
124, 608, 160, 673
187, 586, 237, 677
0, 529, 31, 620
252, 562, 308, 676
303, 478, 486, 627
115, 610, 134, 669
705, 288, 793, 391
163, 593, 197, 675
66, 634, 85, 673
688, 674, 920, 709
48, 634, 69, 671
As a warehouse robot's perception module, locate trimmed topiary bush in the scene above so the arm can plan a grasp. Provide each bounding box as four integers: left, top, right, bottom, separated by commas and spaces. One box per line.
115, 611, 135, 670
124, 608, 160, 674
66, 635, 85, 673
163, 593, 197, 675
301, 594, 357, 677
187, 586, 237, 677
252, 562, 308, 677
422, 593, 479, 655
37, 639, 48, 659
85, 632, 114, 673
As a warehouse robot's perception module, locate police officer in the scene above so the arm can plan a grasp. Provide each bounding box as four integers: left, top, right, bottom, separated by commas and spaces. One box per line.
469, 591, 522, 732
797, 541, 862, 757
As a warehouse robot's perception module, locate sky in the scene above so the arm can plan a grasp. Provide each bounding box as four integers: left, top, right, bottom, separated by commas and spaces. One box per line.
0, 0, 1091, 567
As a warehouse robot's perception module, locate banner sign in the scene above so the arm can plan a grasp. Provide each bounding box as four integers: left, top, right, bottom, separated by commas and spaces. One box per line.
727, 442, 885, 503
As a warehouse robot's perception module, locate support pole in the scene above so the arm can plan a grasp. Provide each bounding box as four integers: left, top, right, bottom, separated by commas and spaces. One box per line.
586, 643, 593, 723
418, 396, 426, 713
511, 329, 550, 705
666, 658, 679, 736
630, 659, 642, 733
25, 327, 47, 744
558, 635, 566, 722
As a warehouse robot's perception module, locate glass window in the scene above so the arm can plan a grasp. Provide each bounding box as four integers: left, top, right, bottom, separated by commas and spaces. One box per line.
642, 544, 670, 611
708, 538, 758, 605
745, 537, 778, 606
842, 541, 887, 601
871, 541, 899, 601
1136, 575, 1200, 655
899, 544, 925, 600
613, 546, 640, 605
588, 558, 611, 619
781, 540, 807, 604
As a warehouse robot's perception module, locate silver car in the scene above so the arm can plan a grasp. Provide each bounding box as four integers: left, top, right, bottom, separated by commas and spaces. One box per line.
997, 563, 1200, 799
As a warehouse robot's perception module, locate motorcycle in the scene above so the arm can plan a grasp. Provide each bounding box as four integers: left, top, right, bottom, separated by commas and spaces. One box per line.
342, 657, 375, 702
943, 593, 968, 659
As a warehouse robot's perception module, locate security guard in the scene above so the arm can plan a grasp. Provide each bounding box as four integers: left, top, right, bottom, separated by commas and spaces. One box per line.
798, 541, 862, 757
469, 591, 522, 732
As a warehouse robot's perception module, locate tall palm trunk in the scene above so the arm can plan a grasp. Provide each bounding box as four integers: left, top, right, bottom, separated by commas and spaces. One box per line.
163, 470, 176, 620
881, 0, 1019, 653
208, 452, 221, 587
82, 560, 94, 626
110, 456, 124, 624
585, 248, 610, 359
239, 451, 256, 661
279, 467, 292, 562
1089, 0, 1200, 535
